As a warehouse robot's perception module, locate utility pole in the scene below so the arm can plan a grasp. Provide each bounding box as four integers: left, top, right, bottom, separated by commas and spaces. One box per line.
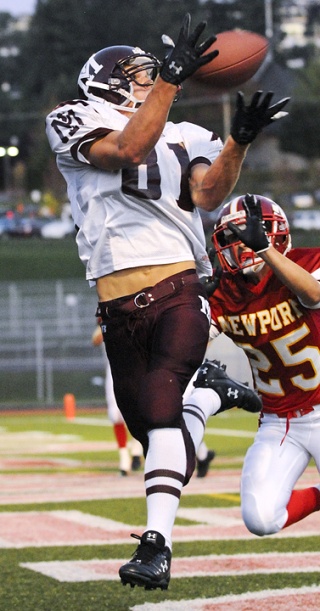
264, 0, 274, 59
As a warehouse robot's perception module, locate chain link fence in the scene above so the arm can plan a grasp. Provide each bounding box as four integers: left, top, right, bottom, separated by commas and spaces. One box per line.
0, 279, 252, 409
0, 279, 105, 408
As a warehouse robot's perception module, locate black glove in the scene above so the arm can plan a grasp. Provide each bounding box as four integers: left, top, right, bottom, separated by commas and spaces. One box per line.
231, 91, 290, 145
200, 267, 222, 298
227, 194, 270, 253
160, 13, 219, 86
200, 249, 222, 297
208, 246, 216, 267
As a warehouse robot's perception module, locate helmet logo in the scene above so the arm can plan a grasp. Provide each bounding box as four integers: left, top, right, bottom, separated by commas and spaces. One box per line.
79, 55, 103, 85
132, 47, 145, 55
108, 77, 122, 86
221, 209, 246, 225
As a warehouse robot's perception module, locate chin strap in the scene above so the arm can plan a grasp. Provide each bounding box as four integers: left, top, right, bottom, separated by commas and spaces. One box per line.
87, 80, 144, 111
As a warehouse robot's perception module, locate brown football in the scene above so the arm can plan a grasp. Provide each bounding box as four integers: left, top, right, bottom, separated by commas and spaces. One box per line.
194, 30, 269, 89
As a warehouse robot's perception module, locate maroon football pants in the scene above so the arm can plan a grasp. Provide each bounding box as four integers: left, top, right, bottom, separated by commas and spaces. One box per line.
98, 271, 210, 466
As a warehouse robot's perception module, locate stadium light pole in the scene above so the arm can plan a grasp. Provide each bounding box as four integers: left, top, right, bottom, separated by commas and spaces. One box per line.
222, 0, 275, 141
265, 0, 273, 39
264, 0, 274, 61
0, 144, 19, 191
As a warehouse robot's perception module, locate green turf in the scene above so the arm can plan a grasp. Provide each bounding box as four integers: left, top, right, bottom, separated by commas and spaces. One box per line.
0, 401, 319, 610
0, 556, 315, 611
1, 411, 258, 470
0, 237, 84, 281
0, 372, 105, 406
0, 544, 319, 611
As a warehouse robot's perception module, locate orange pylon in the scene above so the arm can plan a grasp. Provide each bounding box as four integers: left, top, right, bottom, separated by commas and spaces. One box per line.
63, 393, 76, 419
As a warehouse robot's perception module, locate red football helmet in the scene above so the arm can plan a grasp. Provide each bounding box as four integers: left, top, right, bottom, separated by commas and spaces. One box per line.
212, 194, 291, 274
78, 45, 161, 111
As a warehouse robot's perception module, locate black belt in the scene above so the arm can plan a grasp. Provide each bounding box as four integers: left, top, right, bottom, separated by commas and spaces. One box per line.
97, 270, 200, 319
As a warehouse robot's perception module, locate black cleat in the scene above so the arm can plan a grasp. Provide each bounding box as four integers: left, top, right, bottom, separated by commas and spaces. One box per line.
196, 449, 216, 478
193, 359, 262, 414
119, 530, 171, 590
131, 456, 142, 471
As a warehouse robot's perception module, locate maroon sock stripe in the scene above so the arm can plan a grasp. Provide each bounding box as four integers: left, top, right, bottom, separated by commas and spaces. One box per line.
145, 469, 185, 484
183, 403, 206, 427
146, 484, 181, 499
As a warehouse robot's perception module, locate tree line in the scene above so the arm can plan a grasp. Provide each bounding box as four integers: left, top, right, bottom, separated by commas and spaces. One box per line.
0, 0, 319, 198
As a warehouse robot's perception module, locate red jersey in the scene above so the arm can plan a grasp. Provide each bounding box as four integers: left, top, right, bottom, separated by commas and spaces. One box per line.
209, 248, 320, 415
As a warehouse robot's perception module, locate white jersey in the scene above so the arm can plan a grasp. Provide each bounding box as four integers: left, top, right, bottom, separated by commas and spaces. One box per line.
46, 98, 223, 283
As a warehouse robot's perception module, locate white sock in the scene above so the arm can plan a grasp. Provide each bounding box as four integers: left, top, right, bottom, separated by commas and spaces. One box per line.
144, 428, 186, 550
183, 387, 221, 452
197, 440, 208, 461
130, 437, 143, 457
118, 447, 131, 473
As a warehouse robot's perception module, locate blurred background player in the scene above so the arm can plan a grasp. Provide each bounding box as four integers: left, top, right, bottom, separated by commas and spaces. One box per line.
92, 323, 143, 475
196, 442, 215, 478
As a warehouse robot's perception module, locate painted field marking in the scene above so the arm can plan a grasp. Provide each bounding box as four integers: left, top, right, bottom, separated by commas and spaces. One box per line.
20, 552, 320, 582
72, 417, 110, 426
206, 427, 255, 438
0, 465, 318, 504
129, 586, 320, 611
1, 507, 320, 548
0, 435, 117, 457
72, 418, 257, 438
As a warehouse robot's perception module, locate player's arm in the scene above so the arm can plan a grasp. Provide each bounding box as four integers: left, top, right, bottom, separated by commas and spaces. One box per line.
85, 79, 178, 171
86, 14, 219, 172
259, 247, 320, 308
228, 194, 320, 308
189, 91, 290, 211
189, 136, 249, 210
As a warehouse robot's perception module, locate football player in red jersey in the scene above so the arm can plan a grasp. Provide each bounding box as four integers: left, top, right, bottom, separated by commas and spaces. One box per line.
46, 11, 289, 589
185, 193, 320, 536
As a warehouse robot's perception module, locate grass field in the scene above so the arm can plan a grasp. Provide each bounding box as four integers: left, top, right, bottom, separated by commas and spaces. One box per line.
0, 236, 84, 282
1, 410, 319, 611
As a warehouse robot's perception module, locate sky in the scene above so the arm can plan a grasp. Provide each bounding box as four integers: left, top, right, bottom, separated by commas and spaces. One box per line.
0, 0, 36, 16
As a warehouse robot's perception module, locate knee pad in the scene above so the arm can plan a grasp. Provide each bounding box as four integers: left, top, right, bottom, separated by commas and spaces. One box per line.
241, 492, 282, 536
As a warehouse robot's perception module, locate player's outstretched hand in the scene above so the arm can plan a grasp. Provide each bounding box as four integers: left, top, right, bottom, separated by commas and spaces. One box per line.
231, 91, 290, 145
227, 193, 270, 253
160, 13, 219, 86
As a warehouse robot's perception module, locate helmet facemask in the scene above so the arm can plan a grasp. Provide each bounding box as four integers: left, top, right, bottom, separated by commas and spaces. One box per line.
212, 197, 291, 275
78, 46, 161, 111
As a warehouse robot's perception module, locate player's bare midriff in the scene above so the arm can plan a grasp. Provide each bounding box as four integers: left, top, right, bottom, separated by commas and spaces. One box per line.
96, 260, 196, 301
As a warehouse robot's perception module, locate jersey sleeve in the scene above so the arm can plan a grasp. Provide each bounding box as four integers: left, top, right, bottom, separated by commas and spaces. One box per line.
291, 248, 320, 309
45, 99, 122, 164
178, 121, 224, 165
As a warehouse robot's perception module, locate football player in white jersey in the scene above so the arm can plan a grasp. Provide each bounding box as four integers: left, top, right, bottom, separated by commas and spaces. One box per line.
46, 13, 289, 590
184, 193, 320, 538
